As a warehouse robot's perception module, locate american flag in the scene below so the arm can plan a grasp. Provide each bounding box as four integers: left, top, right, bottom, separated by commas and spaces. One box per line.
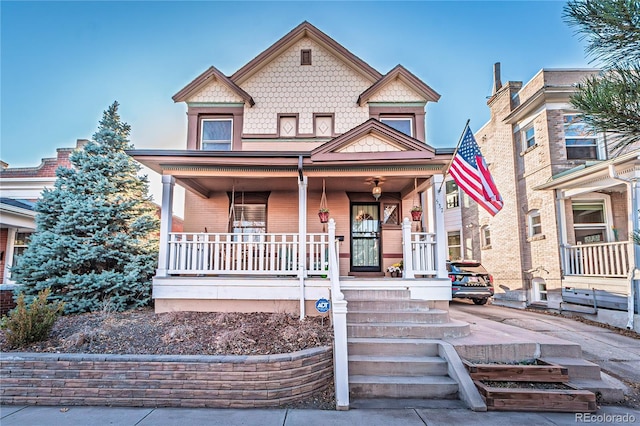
449, 126, 503, 216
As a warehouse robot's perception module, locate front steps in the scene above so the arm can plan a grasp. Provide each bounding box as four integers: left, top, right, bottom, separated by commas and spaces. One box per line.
344, 290, 470, 402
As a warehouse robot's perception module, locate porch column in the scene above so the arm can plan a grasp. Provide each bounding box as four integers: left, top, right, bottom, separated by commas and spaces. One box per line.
431, 174, 447, 279
298, 175, 308, 319
3, 228, 17, 283
555, 190, 569, 274
156, 175, 175, 278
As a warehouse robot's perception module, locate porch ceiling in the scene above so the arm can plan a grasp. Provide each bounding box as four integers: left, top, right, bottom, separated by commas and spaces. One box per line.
175, 175, 431, 198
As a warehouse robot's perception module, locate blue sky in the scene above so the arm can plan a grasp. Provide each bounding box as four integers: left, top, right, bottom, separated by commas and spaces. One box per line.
1, 1, 592, 204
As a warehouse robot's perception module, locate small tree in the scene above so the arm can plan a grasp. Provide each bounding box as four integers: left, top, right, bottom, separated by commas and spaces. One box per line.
2, 288, 64, 348
563, 0, 640, 152
12, 102, 160, 313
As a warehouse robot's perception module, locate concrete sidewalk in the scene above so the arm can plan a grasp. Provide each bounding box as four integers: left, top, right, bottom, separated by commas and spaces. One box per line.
2, 404, 640, 426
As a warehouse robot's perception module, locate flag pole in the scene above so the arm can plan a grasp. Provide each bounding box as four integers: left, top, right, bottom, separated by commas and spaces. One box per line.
437, 119, 471, 193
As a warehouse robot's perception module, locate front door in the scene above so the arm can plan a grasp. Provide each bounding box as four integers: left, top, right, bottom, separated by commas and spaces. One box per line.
351, 203, 381, 272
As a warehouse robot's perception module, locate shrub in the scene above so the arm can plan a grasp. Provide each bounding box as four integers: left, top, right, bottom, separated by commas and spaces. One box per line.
2, 288, 64, 348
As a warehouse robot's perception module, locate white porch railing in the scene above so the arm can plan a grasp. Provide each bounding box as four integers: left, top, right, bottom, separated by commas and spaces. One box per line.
561, 241, 632, 277
166, 232, 329, 276
401, 222, 437, 278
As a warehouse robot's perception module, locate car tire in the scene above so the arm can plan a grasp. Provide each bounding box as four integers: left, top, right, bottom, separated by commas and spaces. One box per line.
472, 298, 488, 305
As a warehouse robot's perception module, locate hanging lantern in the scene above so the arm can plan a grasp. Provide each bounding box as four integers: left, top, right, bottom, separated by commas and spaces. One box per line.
372, 179, 382, 200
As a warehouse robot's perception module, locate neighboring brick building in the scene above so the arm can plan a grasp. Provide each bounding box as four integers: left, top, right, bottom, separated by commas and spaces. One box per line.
0, 140, 87, 287
465, 66, 640, 322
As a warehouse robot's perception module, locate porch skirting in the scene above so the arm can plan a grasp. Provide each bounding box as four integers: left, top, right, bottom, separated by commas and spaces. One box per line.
152, 276, 452, 314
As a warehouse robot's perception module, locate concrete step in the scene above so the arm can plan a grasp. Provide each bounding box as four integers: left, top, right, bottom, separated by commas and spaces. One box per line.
347, 300, 436, 312
539, 343, 583, 358
348, 320, 471, 339
569, 373, 626, 403
348, 338, 440, 357
349, 375, 459, 399
343, 289, 411, 301
347, 309, 450, 324
539, 357, 602, 380
349, 355, 448, 376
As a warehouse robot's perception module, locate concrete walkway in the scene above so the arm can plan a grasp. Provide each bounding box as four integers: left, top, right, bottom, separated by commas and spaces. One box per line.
2, 404, 639, 425
448, 300, 640, 386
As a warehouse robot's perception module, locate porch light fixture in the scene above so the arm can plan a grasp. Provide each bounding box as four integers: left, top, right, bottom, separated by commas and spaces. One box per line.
372, 179, 382, 200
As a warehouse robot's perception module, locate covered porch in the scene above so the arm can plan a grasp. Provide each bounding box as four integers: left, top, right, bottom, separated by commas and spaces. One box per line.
131, 141, 454, 315
537, 150, 640, 323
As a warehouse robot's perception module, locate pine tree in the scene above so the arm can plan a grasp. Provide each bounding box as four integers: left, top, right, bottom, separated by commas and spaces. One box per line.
563, 0, 640, 152
12, 102, 160, 313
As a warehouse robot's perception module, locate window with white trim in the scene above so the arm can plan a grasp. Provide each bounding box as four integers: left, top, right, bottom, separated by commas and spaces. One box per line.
11, 231, 32, 275
201, 118, 232, 151
572, 201, 607, 244
481, 226, 491, 248
527, 209, 542, 237
564, 114, 597, 160
447, 231, 462, 260
380, 117, 413, 137
523, 124, 536, 150
445, 180, 459, 209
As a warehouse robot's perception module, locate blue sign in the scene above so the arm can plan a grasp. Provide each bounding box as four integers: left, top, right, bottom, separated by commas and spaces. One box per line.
315, 298, 331, 313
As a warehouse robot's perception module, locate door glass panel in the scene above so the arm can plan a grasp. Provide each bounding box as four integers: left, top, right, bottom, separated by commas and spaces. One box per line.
351, 204, 380, 270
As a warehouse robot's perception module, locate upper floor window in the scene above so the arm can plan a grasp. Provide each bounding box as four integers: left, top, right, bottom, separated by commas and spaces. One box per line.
201, 118, 232, 151
527, 209, 542, 237
564, 114, 597, 160
445, 180, 459, 209
301, 49, 312, 65
380, 117, 413, 137
523, 124, 536, 150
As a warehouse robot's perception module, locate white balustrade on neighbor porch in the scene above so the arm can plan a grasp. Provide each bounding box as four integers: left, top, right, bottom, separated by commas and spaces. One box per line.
561, 241, 632, 277
166, 232, 329, 276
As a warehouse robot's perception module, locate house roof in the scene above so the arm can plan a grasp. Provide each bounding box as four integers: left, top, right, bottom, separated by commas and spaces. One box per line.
230, 21, 383, 85
534, 149, 640, 190
172, 65, 255, 105
0, 198, 35, 211
357, 65, 441, 106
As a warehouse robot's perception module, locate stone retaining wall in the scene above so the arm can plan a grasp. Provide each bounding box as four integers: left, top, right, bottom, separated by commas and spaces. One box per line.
0, 347, 333, 408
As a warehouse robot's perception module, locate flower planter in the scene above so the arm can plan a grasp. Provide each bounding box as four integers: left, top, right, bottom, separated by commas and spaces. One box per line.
473, 380, 596, 412
463, 359, 596, 412
411, 210, 422, 221
318, 211, 329, 223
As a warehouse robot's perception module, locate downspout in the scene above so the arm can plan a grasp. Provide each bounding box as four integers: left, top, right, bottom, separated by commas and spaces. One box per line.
298, 156, 307, 319
608, 164, 637, 330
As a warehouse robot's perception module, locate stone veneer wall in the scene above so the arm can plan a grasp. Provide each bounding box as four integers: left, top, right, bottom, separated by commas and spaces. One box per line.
0, 347, 333, 408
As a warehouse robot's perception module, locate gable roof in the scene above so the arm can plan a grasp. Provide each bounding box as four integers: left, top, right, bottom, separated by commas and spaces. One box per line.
310, 118, 436, 163
230, 21, 383, 85
358, 64, 441, 106
173, 65, 255, 105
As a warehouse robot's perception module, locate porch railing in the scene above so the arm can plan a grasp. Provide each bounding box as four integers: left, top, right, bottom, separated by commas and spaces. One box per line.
404, 232, 437, 278
561, 241, 632, 278
166, 232, 329, 276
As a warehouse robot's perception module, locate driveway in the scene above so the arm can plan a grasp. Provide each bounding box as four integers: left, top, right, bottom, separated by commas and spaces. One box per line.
449, 299, 640, 406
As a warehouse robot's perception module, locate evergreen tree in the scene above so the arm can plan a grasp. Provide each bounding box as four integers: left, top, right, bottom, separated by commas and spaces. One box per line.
12, 102, 160, 313
563, 0, 640, 152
